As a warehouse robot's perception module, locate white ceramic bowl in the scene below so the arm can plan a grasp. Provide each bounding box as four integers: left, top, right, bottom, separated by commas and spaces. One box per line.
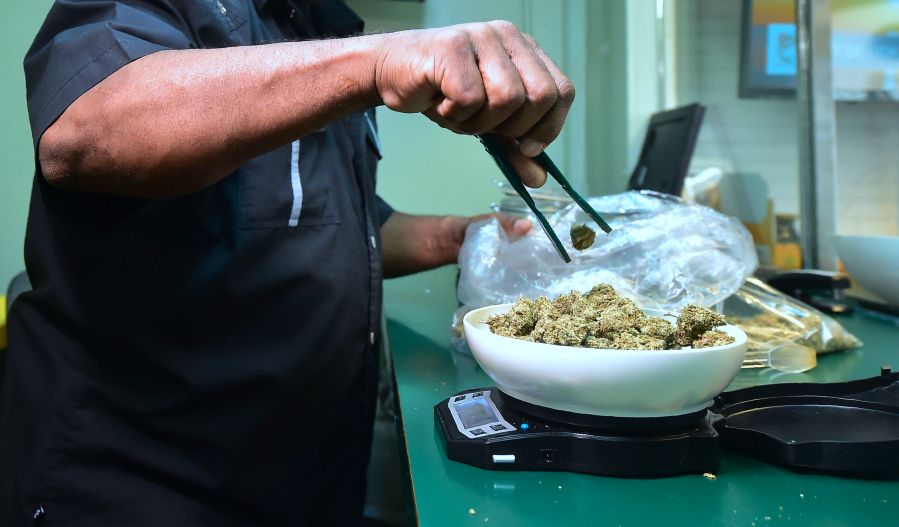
833, 235, 899, 307
463, 304, 748, 418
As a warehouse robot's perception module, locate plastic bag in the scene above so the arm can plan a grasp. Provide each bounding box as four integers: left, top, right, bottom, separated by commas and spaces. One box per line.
453, 191, 758, 350
726, 277, 862, 359
458, 191, 757, 310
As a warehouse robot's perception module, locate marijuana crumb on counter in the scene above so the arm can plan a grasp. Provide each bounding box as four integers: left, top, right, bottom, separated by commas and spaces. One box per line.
569, 224, 597, 251
486, 284, 734, 350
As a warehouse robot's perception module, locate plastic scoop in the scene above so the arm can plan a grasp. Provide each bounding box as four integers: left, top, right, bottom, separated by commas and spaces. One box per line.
742, 342, 817, 373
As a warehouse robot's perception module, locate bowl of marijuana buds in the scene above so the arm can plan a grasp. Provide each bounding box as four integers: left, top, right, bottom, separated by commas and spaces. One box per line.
463, 285, 747, 418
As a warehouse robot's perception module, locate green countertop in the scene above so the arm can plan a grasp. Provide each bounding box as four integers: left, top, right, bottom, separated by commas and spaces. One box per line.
384, 268, 899, 527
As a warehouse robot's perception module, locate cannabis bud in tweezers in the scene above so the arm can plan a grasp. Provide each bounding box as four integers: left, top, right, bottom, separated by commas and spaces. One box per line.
569, 224, 597, 251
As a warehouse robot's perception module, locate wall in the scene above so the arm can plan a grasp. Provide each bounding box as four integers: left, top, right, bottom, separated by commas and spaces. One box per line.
834, 102, 899, 235
585, 0, 633, 196
674, 0, 803, 214
674, 0, 899, 236
0, 1, 53, 291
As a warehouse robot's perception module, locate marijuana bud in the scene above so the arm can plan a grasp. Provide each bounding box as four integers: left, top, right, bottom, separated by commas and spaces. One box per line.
569, 224, 597, 251
487, 285, 734, 350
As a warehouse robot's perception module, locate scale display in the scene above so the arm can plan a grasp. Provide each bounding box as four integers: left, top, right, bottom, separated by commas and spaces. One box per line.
447, 390, 515, 439
456, 400, 495, 428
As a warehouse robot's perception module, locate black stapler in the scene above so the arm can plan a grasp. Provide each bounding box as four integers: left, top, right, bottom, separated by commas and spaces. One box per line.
761, 269, 853, 314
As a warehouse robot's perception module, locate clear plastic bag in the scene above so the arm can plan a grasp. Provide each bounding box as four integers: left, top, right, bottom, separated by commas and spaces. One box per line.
725, 277, 862, 369
453, 191, 758, 350
458, 190, 757, 310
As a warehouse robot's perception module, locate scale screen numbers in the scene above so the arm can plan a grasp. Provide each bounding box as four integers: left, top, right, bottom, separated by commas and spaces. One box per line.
456, 399, 499, 429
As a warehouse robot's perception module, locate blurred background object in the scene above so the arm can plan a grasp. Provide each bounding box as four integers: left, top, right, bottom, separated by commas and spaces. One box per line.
627, 103, 706, 197
725, 276, 861, 370
834, 235, 899, 308
773, 214, 803, 269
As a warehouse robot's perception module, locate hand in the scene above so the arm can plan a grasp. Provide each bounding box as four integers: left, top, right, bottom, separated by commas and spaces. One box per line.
381, 212, 532, 278
373, 21, 575, 188
446, 213, 533, 251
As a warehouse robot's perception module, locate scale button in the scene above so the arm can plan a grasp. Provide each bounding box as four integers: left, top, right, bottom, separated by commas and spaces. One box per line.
470, 428, 486, 436
472, 392, 483, 398
490, 424, 507, 432
453, 396, 465, 402
520, 423, 530, 430
492, 454, 516, 464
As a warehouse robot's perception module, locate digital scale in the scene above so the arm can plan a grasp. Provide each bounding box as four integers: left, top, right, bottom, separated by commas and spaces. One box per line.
436, 368, 899, 477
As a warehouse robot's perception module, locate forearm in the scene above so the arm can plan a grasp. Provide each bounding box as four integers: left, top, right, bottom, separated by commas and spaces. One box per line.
39, 37, 382, 197
40, 20, 576, 197
381, 213, 464, 278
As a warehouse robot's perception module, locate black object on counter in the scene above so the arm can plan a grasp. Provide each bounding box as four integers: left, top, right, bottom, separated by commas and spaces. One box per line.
436, 368, 899, 478
435, 388, 719, 478
627, 103, 705, 197
762, 268, 854, 314
712, 366, 899, 476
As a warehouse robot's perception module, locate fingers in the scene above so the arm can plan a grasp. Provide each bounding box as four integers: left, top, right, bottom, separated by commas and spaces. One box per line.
495, 214, 533, 240
486, 22, 559, 144
444, 22, 573, 158
431, 31, 487, 124
404, 21, 574, 161
469, 213, 534, 241
492, 135, 546, 187
514, 33, 576, 157
454, 25, 527, 133
506, 144, 547, 187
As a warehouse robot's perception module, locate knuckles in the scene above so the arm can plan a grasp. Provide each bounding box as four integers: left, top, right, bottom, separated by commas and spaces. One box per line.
468, 23, 497, 44
402, 21, 573, 140
449, 90, 485, 115
521, 32, 539, 49
492, 84, 527, 112
487, 20, 519, 38
438, 28, 473, 56
527, 83, 559, 111
557, 79, 576, 105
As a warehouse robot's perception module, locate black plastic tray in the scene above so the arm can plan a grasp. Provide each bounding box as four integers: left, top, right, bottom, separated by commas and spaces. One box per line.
712, 367, 899, 476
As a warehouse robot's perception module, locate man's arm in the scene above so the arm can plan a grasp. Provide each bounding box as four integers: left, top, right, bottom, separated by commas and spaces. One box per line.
39, 39, 377, 197
39, 21, 574, 197
381, 212, 531, 278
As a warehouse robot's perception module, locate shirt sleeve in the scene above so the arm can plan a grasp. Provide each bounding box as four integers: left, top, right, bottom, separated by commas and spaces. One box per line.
376, 195, 394, 227
24, 0, 195, 148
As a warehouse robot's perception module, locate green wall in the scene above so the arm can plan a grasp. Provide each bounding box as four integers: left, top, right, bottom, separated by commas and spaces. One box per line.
0, 1, 53, 290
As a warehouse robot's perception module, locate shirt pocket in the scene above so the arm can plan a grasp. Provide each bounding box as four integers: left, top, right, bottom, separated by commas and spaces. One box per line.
238, 129, 341, 229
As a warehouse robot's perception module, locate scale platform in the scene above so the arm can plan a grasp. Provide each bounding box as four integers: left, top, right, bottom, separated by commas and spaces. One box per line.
435, 368, 899, 478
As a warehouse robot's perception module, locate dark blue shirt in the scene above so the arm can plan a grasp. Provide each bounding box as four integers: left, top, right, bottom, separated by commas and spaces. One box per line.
1, 1, 392, 525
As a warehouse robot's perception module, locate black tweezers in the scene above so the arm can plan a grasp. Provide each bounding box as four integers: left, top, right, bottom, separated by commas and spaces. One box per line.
478, 133, 612, 263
